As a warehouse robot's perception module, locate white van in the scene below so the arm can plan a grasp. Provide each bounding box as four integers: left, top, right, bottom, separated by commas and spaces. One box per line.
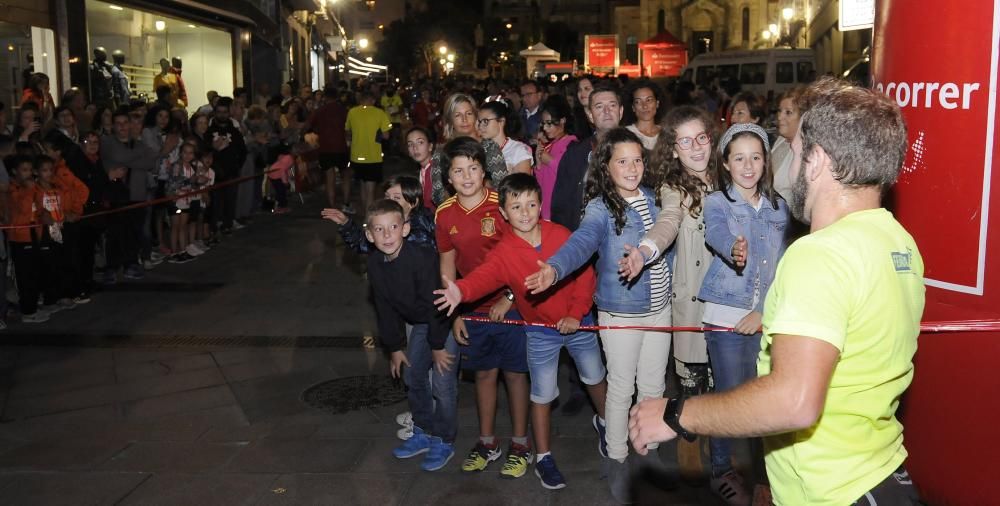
680, 48, 815, 99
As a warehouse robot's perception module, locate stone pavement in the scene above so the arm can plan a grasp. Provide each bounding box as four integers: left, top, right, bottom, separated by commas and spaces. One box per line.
0, 174, 741, 505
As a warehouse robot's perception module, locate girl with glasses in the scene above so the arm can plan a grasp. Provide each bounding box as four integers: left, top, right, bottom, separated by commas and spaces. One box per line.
618, 107, 720, 483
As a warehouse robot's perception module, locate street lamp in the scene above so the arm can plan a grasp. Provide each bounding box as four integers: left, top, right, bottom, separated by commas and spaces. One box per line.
438, 45, 447, 55
439, 58, 446, 65
782, 7, 794, 21
446, 53, 455, 62
768, 23, 778, 35
505, 23, 512, 29
761, 30, 772, 41
359, 38, 369, 49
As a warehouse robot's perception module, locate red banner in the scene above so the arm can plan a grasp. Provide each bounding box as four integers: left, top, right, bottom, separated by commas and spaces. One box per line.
585, 34, 618, 70
872, 2, 996, 295
642, 47, 687, 77
618, 64, 641, 78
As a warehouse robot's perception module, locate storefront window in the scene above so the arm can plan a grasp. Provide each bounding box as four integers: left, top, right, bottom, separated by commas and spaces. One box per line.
0, 23, 58, 115
85, 0, 234, 113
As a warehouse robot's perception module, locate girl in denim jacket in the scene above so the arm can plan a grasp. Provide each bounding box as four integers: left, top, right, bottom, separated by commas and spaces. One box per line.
526, 128, 672, 503
700, 122, 789, 503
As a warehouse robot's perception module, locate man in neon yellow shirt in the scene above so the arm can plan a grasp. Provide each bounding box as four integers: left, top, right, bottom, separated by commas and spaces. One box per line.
629, 77, 925, 506
346, 91, 391, 213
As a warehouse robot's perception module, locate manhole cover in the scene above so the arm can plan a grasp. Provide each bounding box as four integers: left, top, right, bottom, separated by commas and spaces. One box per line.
301, 375, 407, 414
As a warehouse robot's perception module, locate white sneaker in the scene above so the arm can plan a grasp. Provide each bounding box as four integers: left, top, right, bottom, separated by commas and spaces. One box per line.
22, 311, 50, 323
232, 221, 247, 231
150, 251, 167, 262
396, 425, 414, 441
194, 240, 210, 251
395, 411, 413, 428
185, 243, 205, 257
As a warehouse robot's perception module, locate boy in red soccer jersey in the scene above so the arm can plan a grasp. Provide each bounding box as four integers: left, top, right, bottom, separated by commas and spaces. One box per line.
434, 137, 532, 478
435, 173, 609, 490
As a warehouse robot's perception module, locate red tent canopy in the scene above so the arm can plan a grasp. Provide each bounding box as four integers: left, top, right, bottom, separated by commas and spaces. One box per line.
638, 31, 687, 77
638, 31, 686, 50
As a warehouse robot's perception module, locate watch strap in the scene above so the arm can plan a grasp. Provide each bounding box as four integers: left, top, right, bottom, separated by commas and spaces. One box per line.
664, 397, 697, 442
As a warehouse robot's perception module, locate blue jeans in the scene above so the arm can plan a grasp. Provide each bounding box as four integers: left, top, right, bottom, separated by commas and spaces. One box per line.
525, 315, 606, 404
405, 324, 459, 443
706, 329, 762, 475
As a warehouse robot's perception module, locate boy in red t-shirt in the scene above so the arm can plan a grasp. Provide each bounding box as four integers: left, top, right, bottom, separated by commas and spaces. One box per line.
434, 137, 531, 477
435, 173, 608, 490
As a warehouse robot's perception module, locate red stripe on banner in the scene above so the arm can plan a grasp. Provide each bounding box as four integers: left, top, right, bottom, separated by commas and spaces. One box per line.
461, 316, 1000, 334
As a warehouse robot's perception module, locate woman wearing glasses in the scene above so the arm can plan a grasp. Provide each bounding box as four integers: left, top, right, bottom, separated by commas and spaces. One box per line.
477, 100, 532, 176
623, 79, 666, 151
534, 96, 577, 220
427, 93, 507, 206
618, 106, 720, 482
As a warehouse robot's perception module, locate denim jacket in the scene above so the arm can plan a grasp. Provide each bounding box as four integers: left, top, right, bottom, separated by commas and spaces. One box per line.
548, 186, 673, 313
698, 188, 789, 312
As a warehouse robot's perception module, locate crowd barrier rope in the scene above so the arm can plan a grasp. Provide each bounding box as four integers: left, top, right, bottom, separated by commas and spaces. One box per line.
461, 315, 1000, 334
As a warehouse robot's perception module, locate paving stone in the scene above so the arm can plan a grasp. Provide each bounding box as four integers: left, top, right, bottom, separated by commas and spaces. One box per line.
225, 438, 370, 473
4, 367, 227, 419
13, 349, 115, 380
122, 385, 237, 420
0, 436, 131, 471
7, 367, 117, 398
100, 441, 246, 472
114, 353, 218, 381
256, 473, 410, 506
397, 471, 549, 506
0, 471, 150, 505
117, 472, 278, 506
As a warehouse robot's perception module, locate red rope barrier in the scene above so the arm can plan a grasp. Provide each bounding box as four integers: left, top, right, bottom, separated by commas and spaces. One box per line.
0, 168, 275, 230
462, 316, 1000, 334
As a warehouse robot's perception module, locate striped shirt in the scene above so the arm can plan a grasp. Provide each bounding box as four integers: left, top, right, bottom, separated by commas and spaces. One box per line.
627, 196, 670, 313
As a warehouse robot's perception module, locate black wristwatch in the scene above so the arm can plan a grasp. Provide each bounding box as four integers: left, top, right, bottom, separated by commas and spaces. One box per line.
664, 397, 697, 442
504, 289, 515, 302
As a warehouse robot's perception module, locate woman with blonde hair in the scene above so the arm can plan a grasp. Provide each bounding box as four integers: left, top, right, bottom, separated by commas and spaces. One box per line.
771, 86, 807, 201
428, 93, 507, 206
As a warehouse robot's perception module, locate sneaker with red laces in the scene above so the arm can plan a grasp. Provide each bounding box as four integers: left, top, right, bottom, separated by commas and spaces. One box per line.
500, 442, 533, 479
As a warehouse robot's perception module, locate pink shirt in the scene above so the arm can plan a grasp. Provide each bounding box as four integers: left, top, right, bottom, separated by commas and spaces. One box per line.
535, 134, 577, 219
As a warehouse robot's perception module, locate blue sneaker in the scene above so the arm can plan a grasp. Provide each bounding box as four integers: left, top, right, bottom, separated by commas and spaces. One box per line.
534, 454, 567, 490
420, 437, 455, 471
392, 426, 431, 459
592, 415, 608, 458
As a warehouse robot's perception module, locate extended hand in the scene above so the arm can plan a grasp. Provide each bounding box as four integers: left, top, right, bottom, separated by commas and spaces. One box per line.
433, 276, 463, 316
628, 398, 677, 454
321, 208, 349, 225
618, 244, 647, 282
732, 235, 747, 268
524, 260, 556, 294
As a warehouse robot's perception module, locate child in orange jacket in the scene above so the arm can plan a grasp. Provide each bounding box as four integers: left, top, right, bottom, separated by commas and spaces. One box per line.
6, 155, 49, 322
34, 155, 76, 313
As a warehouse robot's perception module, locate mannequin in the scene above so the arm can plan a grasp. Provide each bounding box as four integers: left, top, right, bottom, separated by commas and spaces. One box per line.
110, 50, 131, 106
89, 47, 115, 108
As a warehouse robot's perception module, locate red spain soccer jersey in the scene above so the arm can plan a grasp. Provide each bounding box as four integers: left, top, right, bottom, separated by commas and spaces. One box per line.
435, 189, 509, 311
